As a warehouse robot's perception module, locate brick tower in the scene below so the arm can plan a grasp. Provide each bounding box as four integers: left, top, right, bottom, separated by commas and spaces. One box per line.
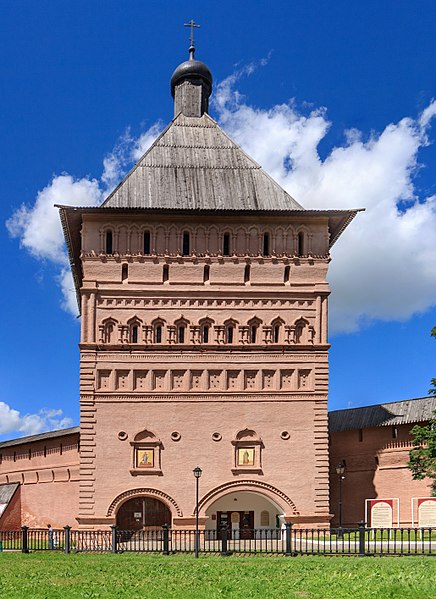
59, 43, 358, 531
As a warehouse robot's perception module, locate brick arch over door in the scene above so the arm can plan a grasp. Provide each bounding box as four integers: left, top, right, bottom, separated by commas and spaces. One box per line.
196, 480, 299, 516
106, 488, 183, 518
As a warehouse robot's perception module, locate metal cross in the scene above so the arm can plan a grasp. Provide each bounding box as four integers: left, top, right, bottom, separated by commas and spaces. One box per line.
184, 19, 200, 48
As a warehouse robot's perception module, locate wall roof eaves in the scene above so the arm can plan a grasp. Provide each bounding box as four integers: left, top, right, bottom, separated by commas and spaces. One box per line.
0, 427, 80, 450
329, 396, 436, 433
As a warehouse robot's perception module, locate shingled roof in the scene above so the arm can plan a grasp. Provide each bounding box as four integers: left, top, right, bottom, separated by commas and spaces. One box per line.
0, 483, 19, 519
101, 113, 304, 211
0, 426, 79, 449
329, 396, 436, 433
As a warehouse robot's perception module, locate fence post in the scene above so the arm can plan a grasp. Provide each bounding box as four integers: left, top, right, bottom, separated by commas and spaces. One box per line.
220, 526, 229, 556
111, 525, 118, 554
64, 526, 71, 554
21, 526, 29, 554
285, 522, 294, 556
358, 520, 366, 557
162, 524, 169, 555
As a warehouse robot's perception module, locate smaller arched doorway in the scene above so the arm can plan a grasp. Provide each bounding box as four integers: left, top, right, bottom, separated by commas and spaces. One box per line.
116, 496, 171, 530
205, 491, 284, 539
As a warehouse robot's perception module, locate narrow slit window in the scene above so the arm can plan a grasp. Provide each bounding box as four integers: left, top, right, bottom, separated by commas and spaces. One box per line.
202, 325, 209, 343
358, 429, 363, 442
392, 426, 398, 439
227, 326, 234, 344
273, 325, 280, 343
250, 325, 257, 343
106, 231, 113, 254
155, 325, 162, 344
203, 265, 210, 282
178, 326, 185, 343
122, 264, 128, 281
244, 264, 251, 283
182, 232, 190, 256
223, 233, 230, 256
298, 232, 305, 256
284, 265, 290, 283
131, 325, 138, 344
263, 232, 270, 256
163, 264, 169, 282
144, 231, 151, 255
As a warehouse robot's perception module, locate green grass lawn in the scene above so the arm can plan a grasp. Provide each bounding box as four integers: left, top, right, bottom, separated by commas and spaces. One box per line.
0, 553, 435, 599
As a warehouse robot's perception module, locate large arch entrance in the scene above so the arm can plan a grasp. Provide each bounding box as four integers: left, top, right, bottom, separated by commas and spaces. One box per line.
116, 496, 172, 530
205, 491, 284, 539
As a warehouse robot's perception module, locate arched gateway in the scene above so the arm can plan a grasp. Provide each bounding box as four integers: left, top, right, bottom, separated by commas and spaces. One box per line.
116, 496, 171, 530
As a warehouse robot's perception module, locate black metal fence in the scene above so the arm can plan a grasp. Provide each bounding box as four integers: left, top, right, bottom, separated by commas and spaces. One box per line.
0, 523, 434, 556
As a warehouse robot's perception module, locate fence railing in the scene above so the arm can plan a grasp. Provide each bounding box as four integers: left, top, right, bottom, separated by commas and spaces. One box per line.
0, 523, 434, 556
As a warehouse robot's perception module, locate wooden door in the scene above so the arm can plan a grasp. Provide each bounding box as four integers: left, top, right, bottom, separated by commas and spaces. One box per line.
239, 511, 254, 539
117, 497, 171, 530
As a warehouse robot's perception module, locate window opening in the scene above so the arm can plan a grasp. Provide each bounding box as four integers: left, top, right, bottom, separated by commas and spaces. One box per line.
273, 324, 280, 343
144, 231, 151, 255
131, 325, 138, 343
223, 233, 230, 256
263, 232, 270, 256
122, 264, 128, 281
202, 325, 209, 343
106, 231, 113, 254
155, 325, 162, 344
298, 232, 305, 256
163, 264, 169, 282
244, 264, 251, 283
182, 231, 190, 256
226, 326, 234, 344
203, 265, 210, 282
178, 326, 185, 343
392, 426, 398, 439
358, 429, 363, 442
250, 325, 257, 343
284, 265, 290, 283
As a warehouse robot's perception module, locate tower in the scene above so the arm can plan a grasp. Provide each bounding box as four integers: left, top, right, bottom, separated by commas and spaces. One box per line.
59, 41, 359, 531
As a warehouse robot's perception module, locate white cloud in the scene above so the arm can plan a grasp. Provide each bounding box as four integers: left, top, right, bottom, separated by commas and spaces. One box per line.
213, 73, 436, 333
6, 174, 102, 264
0, 401, 73, 438
6, 122, 163, 315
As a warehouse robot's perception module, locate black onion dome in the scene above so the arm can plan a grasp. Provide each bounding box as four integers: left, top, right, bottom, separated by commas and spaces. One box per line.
171, 50, 213, 97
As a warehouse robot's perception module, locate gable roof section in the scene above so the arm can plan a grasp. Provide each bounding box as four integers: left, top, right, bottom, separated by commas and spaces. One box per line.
0, 483, 19, 519
101, 112, 304, 211
329, 396, 436, 433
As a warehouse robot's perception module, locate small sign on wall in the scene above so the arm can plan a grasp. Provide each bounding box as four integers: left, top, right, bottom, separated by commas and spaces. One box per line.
411, 497, 436, 527
365, 498, 399, 528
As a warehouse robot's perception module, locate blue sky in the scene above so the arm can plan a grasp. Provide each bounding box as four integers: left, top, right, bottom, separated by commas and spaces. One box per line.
1, 1, 435, 440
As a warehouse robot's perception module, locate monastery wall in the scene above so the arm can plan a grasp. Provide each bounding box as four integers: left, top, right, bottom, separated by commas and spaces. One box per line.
330, 423, 431, 527
0, 433, 79, 528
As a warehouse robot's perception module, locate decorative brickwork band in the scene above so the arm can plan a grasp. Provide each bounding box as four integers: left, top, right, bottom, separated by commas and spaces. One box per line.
196, 480, 299, 516
106, 488, 183, 517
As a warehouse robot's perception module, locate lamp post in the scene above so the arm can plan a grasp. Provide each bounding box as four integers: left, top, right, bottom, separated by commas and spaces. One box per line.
335, 462, 346, 538
193, 466, 202, 558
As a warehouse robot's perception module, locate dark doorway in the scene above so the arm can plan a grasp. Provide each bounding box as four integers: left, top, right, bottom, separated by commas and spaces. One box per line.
116, 497, 171, 530
217, 510, 255, 539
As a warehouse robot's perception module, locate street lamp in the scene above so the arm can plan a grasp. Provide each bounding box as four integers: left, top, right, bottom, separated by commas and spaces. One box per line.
335, 462, 346, 538
193, 466, 202, 558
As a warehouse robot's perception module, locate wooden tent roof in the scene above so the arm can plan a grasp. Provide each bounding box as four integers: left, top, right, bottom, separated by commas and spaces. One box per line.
101, 112, 304, 211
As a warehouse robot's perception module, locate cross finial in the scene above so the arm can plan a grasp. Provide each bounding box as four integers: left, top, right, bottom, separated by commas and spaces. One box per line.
184, 19, 200, 59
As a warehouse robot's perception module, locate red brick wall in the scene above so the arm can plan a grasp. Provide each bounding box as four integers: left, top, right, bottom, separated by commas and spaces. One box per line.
330, 423, 432, 527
